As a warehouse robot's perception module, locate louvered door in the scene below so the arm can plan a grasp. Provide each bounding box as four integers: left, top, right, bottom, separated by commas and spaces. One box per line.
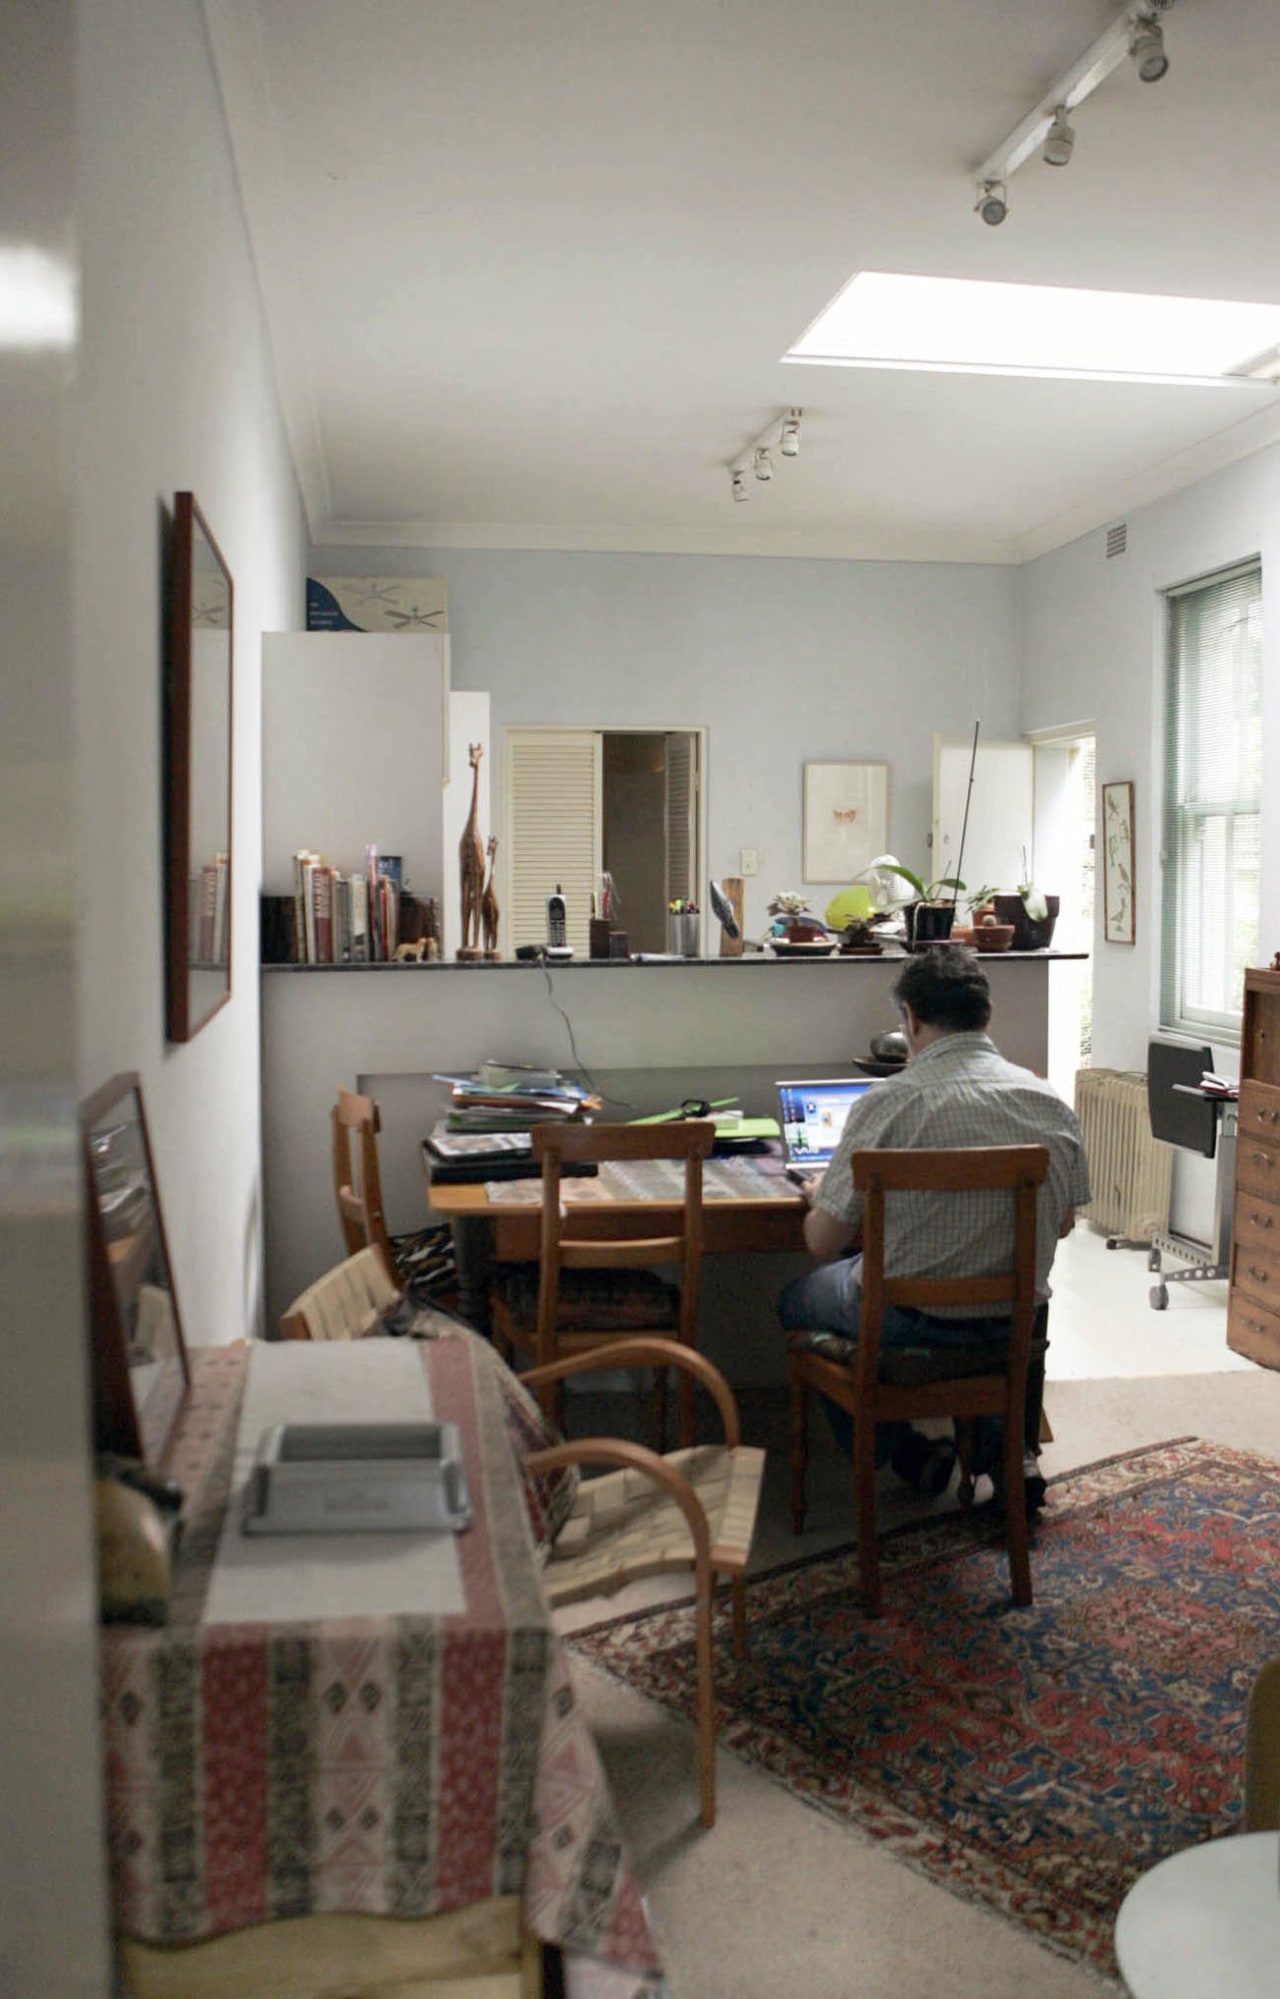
504, 730, 603, 955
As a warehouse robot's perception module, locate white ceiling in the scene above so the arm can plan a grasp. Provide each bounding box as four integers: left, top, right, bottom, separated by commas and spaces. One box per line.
205, 0, 1280, 564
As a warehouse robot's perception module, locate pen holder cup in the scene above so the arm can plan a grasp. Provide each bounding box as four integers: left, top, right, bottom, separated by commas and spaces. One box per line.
668, 913, 700, 957
589, 917, 613, 960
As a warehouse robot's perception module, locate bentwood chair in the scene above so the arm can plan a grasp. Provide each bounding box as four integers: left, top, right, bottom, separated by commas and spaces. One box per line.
331, 1086, 455, 1301
274, 1249, 764, 1829
788, 1144, 1050, 1617
489, 1120, 715, 1446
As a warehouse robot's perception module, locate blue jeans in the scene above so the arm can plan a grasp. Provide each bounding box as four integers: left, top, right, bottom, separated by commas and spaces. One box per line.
778, 1254, 1009, 1471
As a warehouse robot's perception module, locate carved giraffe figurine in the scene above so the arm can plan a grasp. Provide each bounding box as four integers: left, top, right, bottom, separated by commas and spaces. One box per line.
457, 742, 486, 959
480, 835, 500, 959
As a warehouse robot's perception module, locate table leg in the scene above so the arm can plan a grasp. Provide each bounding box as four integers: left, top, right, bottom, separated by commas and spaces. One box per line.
451, 1216, 495, 1338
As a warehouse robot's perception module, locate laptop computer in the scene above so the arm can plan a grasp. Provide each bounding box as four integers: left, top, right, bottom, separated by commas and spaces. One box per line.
776, 1077, 883, 1177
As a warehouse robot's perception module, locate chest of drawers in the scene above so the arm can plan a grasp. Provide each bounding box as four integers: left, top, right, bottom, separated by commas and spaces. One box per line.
1228, 969, 1280, 1368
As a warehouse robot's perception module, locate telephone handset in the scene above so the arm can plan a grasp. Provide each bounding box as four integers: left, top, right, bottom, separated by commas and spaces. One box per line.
546, 885, 567, 948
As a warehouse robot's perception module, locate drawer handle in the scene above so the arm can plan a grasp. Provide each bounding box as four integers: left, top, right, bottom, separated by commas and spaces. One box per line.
1249, 1265, 1271, 1283
1251, 1151, 1275, 1169
1249, 1211, 1274, 1228
1244, 1317, 1267, 1335
1257, 1108, 1280, 1125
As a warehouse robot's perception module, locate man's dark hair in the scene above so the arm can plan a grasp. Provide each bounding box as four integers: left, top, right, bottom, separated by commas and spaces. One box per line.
892, 947, 992, 1032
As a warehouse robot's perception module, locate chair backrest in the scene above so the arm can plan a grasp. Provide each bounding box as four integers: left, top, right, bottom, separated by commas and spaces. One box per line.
330, 1087, 398, 1282
1246, 1656, 1280, 1831
280, 1245, 401, 1341
529, 1120, 715, 1343
1147, 1036, 1217, 1157
852, 1144, 1050, 1395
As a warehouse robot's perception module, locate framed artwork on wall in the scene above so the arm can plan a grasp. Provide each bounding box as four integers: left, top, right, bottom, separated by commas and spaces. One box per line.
165, 492, 234, 1042
1102, 780, 1136, 945
802, 761, 889, 883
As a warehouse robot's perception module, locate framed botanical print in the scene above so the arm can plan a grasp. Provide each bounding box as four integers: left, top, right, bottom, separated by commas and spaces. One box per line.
1102, 780, 1135, 945
803, 761, 890, 883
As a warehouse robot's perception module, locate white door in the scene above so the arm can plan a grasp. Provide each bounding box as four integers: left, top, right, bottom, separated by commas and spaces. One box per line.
932, 736, 1034, 902
504, 728, 603, 955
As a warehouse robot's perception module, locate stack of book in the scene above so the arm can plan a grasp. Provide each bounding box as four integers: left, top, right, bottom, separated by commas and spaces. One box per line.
434, 1061, 601, 1134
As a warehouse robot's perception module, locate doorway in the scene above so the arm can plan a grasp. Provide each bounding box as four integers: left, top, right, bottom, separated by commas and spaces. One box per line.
1032, 729, 1096, 1099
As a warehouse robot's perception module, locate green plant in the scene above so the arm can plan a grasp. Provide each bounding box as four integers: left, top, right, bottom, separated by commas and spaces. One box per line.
878, 862, 966, 905
966, 883, 999, 917
1017, 849, 1048, 920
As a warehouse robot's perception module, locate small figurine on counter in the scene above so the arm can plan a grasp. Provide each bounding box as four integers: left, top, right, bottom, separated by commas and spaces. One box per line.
457, 742, 486, 960
481, 835, 500, 959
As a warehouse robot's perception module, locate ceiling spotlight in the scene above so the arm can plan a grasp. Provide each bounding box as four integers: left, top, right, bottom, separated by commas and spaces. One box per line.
1042, 107, 1075, 167
1129, 14, 1168, 81
731, 468, 749, 503
975, 180, 1008, 226
753, 446, 773, 481
779, 411, 801, 456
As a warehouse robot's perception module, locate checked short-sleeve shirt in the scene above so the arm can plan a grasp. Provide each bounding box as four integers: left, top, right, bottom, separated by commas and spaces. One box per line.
814, 1031, 1090, 1314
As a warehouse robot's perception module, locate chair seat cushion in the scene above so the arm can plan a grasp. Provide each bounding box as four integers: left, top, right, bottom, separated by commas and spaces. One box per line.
787, 1327, 1047, 1386
495, 1264, 680, 1335
543, 1444, 766, 1605
389, 1222, 457, 1300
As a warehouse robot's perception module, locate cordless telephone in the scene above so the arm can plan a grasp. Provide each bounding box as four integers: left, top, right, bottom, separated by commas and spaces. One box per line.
545, 885, 572, 959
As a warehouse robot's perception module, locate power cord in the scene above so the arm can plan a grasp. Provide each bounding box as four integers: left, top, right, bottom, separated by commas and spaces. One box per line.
538, 959, 635, 1113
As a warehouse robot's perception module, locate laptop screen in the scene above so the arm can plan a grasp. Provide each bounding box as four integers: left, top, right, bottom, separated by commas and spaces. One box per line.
776, 1078, 882, 1167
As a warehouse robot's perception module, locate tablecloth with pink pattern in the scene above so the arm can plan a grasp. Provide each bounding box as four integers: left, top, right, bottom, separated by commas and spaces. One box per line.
100, 1340, 660, 1977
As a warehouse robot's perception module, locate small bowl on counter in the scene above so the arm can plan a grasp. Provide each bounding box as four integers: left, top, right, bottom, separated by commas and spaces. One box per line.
971, 922, 1015, 953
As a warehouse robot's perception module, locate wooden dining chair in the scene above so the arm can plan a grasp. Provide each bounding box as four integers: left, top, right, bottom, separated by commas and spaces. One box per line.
331, 1086, 455, 1299
788, 1143, 1050, 1617
1245, 1655, 1280, 1830
489, 1120, 715, 1446
279, 1244, 401, 1340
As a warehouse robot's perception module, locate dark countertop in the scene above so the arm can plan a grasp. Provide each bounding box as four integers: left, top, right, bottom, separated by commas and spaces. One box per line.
262, 949, 1088, 972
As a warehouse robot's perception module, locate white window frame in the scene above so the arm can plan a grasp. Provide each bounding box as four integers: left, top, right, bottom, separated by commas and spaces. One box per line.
1160, 559, 1262, 1046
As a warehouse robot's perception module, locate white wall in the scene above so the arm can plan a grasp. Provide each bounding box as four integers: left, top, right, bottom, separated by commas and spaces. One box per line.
76, 0, 308, 1357
310, 547, 1023, 938
1019, 443, 1280, 1234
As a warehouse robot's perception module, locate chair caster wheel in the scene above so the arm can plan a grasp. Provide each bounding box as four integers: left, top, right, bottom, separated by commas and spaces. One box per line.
1149, 1285, 1168, 1310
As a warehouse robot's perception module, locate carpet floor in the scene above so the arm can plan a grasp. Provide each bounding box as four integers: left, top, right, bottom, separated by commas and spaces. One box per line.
570, 1438, 1280, 1981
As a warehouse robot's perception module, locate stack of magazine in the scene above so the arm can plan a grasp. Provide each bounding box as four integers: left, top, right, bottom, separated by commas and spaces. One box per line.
423, 1061, 602, 1182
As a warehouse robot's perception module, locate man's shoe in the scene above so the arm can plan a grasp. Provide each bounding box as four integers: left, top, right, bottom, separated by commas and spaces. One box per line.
891, 1430, 957, 1499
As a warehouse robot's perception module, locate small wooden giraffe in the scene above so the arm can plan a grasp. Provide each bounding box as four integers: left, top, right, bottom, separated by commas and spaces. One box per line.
480, 835, 500, 959
457, 742, 486, 960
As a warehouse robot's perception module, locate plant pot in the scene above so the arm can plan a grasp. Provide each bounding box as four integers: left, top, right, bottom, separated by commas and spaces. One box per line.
909, 901, 957, 944
992, 894, 1059, 952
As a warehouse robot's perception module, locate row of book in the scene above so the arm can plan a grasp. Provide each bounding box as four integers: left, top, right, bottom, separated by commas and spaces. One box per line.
190, 854, 229, 967
291, 847, 401, 964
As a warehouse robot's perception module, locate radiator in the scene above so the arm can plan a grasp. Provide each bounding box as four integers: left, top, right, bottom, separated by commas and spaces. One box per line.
1074, 1068, 1173, 1243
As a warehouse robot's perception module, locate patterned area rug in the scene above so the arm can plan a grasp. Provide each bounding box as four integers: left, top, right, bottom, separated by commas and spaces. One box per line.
570, 1439, 1280, 1976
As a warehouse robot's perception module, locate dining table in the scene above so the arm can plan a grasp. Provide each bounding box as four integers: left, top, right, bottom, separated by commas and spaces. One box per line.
100, 1335, 665, 1998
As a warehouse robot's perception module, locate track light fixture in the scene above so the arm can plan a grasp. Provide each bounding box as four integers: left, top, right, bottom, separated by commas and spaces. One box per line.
972, 0, 1175, 219
1042, 107, 1074, 167
726, 410, 803, 503
975, 180, 1009, 227
1129, 15, 1169, 81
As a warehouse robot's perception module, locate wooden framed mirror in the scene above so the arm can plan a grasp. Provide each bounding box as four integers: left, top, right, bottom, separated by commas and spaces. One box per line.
81, 1072, 189, 1465
165, 491, 234, 1041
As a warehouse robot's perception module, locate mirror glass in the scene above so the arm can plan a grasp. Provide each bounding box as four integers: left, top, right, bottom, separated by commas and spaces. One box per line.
166, 491, 233, 1040
82, 1073, 188, 1465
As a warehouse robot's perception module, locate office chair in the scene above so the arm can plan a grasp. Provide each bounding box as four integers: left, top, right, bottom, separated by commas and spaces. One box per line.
788, 1144, 1049, 1617
1146, 1037, 1237, 1310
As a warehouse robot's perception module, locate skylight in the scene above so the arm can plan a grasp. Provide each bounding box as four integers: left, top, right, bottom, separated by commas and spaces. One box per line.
784, 272, 1280, 386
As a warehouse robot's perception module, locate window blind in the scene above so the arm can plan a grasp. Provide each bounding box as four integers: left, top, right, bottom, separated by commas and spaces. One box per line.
1161, 562, 1262, 1040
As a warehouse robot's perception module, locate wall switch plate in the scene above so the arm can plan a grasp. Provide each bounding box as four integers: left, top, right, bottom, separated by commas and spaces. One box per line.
740, 847, 759, 876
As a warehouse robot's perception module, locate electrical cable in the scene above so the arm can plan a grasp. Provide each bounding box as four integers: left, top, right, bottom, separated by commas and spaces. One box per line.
540, 961, 635, 1112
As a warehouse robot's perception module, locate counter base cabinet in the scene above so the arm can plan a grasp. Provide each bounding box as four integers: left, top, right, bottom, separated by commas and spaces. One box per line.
1228, 968, 1280, 1368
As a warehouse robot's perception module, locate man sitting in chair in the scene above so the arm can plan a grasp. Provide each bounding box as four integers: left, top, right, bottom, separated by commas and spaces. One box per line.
779, 947, 1090, 1509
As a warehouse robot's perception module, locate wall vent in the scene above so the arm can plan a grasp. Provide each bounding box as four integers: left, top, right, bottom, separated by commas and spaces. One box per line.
1105, 522, 1128, 559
